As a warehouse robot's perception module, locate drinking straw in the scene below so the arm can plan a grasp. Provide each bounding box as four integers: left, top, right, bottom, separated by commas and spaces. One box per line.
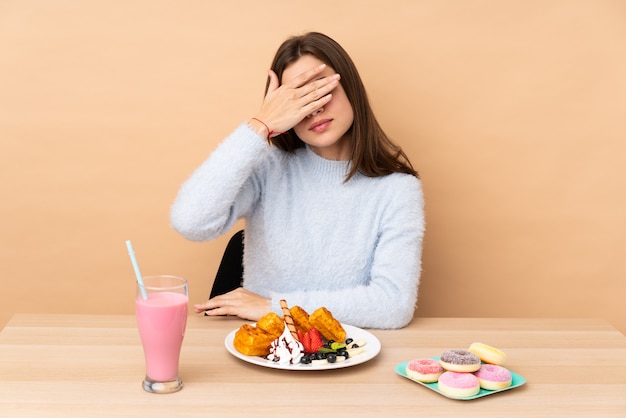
125, 240, 148, 300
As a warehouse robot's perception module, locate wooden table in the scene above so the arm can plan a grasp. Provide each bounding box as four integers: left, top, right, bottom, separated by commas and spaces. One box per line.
1, 314, 625, 417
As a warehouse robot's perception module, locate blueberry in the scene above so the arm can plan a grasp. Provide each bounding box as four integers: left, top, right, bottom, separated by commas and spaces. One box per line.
327, 353, 337, 363
315, 352, 326, 360
351, 343, 360, 349
300, 356, 311, 364
345, 338, 354, 345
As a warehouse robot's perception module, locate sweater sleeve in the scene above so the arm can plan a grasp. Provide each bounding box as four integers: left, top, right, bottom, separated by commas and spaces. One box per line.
170, 123, 270, 241
270, 175, 425, 329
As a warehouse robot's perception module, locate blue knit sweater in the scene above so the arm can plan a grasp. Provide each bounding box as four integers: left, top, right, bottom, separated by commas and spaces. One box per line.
170, 123, 425, 329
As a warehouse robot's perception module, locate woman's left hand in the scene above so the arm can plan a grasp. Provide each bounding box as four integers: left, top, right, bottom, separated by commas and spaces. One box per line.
194, 288, 271, 321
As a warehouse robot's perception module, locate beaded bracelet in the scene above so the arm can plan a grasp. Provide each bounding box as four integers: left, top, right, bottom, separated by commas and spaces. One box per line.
251, 118, 286, 142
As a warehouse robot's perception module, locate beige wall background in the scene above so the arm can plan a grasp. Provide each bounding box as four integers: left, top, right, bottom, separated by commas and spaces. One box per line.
1, 0, 625, 333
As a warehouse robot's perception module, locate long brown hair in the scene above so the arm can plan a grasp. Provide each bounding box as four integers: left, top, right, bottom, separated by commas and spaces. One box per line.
267, 32, 418, 181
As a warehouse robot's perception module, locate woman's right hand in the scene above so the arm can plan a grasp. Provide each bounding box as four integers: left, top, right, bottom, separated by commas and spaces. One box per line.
251, 64, 340, 138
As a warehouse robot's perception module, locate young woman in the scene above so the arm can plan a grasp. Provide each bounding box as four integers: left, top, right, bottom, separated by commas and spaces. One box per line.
170, 32, 425, 329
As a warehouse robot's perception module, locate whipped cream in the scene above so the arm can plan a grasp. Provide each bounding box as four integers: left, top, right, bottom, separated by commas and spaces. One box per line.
266, 323, 305, 365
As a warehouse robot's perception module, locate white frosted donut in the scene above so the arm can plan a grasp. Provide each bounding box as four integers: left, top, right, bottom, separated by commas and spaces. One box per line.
437, 371, 480, 398
474, 364, 512, 390
406, 358, 443, 383
468, 342, 507, 365
439, 349, 481, 372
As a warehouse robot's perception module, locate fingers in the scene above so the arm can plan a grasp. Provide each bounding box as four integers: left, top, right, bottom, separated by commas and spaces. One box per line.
290, 63, 328, 88
195, 300, 232, 317
194, 301, 212, 313
255, 65, 339, 135
301, 93, 333, 117
195, 288, 270, 322
300, 74, 340, 102
284, 64, 340, 97
266, 70, 279, 94
203, 306, 234, 317
194, 296, 226, 313
285, 73, 339, 122
193, 289, 241, 313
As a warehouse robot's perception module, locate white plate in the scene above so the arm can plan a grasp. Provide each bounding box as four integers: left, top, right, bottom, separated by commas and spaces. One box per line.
225, 324, 381, 370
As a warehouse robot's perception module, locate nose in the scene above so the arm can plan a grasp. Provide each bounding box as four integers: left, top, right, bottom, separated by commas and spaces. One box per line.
307, 106, 324, 118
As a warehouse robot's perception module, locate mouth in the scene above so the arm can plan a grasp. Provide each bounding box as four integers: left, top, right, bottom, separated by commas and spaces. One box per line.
309, 119, 333, 133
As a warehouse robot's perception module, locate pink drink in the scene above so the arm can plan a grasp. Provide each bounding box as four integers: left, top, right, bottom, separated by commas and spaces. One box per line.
136, 291, 188, 382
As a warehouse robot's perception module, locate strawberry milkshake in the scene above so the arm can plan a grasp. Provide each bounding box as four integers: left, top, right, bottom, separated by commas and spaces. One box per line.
136, 275, 188, 394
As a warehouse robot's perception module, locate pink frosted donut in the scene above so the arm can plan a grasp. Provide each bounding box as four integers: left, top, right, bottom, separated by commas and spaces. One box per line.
406, 358, 444, 383
439, 349, 481, 372
474, 364, 512, 390
437, 371, 480, 398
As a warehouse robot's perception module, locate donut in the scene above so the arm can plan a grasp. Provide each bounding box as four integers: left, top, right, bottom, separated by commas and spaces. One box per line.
468, 342, 507, 366
439, 349, 481, 372
437, 371, 480, 398
474, 364, 512, 390
406, 358, 444, 383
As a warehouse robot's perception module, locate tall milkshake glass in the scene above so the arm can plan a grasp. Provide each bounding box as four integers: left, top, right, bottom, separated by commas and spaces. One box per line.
136, 275, 188, 394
